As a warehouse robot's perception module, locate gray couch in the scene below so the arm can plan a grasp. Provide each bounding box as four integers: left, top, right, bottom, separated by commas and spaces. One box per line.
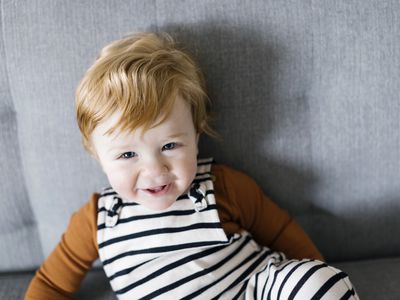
1, 0, 399, 299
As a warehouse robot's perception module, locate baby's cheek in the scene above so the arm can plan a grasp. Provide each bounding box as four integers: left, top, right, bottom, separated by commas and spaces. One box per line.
107, 169, 134, 192
107, 175, 122, 193
183, 157, 198, 182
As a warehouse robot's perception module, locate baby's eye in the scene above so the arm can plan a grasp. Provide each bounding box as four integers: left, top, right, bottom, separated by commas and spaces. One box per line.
162, 142, 178, 151
119, 152, 137, 159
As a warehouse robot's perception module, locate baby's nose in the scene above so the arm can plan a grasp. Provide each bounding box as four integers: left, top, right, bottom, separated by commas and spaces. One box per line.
143, 158, 169, 176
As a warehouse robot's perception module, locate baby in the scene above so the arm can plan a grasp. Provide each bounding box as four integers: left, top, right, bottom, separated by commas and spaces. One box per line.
25, 32, 358, 299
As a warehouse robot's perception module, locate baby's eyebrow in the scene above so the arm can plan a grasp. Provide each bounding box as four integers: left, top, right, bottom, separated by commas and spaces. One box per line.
167, 132, 188, 139
106, 143, 133, 153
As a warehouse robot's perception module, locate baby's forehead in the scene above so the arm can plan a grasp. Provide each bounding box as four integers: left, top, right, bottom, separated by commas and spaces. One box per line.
92, 97, 194, 144
94, 117, 142, 140
93, 112, 169, 141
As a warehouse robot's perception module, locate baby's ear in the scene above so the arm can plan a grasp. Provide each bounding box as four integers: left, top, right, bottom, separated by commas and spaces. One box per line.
90, 150, 100, 163
196, 133, 200, 155
91, 151, 104, 170
94, 155, 108, 174
86, 144, 103, 168
196, 133, 200, 144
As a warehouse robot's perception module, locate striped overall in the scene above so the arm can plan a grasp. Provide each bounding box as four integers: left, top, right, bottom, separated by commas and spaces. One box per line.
97, 159, 358, 299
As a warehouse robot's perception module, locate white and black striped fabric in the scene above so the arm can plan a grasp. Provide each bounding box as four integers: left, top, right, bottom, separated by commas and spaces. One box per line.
97, 158, 359, 299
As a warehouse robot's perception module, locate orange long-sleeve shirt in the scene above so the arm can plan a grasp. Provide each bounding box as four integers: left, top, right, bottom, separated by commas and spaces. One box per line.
25, 164, 323, 299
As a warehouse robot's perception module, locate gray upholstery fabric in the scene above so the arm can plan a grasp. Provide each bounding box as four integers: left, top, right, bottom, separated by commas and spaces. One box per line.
0, 3, 43, 271
334, 258, 400, 300
0, 272, 35, 300
0, 0, 400, 298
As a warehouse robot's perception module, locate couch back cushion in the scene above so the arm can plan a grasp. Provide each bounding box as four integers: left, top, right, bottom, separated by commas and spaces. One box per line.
1, 0, 400, 270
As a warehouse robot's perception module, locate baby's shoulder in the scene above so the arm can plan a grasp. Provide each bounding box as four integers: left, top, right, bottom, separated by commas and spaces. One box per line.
74, 193, 101, 220
211, 163, 259, 189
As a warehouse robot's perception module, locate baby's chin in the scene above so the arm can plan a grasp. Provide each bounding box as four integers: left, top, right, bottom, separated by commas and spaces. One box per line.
138, 197, 178, 211
133, 191, 181, 211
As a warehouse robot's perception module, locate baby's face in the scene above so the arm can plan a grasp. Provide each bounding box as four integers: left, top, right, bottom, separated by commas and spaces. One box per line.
91, 97, 199, 211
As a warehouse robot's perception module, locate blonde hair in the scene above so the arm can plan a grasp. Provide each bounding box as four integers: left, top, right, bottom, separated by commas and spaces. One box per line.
76, 32, 215, 153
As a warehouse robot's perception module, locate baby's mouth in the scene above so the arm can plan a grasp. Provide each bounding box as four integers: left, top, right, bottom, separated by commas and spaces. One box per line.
144, 184, 170, 195
147, 185, 166, 193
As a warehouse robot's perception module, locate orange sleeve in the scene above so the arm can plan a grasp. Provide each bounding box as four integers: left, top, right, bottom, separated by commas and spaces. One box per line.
213, 165, 324, 261
25, 194, 100, 300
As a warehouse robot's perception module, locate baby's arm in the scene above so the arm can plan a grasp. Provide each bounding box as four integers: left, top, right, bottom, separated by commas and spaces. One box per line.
214, 165, 324, 261
25, 194, 100, 300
